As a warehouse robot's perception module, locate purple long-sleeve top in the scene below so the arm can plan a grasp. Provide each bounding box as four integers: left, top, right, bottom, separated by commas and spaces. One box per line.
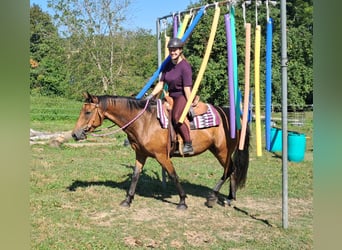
160, 59, 193, 98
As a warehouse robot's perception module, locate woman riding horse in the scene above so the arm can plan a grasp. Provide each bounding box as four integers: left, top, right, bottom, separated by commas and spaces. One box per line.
146, 37, 194, 155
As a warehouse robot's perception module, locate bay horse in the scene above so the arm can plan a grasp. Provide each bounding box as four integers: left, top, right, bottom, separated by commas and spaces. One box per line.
72, 92, 250, 210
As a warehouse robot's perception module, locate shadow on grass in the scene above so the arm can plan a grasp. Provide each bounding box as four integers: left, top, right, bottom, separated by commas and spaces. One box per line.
67, 164, 222, 205
271, 152, 282, 159
233, 206, 273, 227
67, 164, 272, 227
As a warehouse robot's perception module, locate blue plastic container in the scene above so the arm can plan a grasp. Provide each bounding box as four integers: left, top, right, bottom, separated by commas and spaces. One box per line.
270, 127, 282, 152
269, 128, 306, 162
288, 132, 306, 162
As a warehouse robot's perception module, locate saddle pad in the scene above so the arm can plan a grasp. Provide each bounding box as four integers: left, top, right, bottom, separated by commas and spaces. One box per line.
191, 104, 221, 129
157, 99, 169, 128
156, 99, 220, 129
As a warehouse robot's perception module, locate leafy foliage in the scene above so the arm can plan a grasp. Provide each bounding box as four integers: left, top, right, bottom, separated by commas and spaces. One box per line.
30, 4, 68, 96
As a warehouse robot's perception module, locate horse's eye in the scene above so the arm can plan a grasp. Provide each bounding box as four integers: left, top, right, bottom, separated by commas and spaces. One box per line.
85, 111, 92, 116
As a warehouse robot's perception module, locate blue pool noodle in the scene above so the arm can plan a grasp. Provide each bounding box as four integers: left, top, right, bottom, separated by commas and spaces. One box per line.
265, 18, 273, 151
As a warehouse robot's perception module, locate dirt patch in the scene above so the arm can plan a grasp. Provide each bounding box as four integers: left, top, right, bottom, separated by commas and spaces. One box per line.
82, 194, 312, 248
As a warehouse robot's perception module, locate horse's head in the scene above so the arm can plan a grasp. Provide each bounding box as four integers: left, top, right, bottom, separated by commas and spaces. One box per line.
72, 92, 104, 141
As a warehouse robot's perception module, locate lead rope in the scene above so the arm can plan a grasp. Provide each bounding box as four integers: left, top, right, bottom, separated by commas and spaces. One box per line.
91, 99, 150, 137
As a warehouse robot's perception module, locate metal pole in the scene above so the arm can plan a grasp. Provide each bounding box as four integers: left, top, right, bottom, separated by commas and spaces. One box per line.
156, 18, 162, 71
280, 0, 288, 229
156, 18, 167, 188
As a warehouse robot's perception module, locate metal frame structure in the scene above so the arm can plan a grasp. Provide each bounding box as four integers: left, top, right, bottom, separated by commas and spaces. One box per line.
154, 0, 288, 229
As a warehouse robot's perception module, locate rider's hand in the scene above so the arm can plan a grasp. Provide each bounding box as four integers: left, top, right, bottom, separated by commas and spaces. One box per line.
145, 93, 154, 100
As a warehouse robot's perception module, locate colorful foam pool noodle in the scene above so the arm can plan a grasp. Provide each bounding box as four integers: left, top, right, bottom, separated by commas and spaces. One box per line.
254, 25, 262, 156
224, 13, 236, 139
179, 6, 221, 124
230, 7, 241, 130
157, 35, 170, 100
180, 6, 205, 43
265, 18, 273, 151
173, 15, 178, 38
164, 36, 170, 59
248, 90, 253, 122
135, 7, 205, 99
239, 23, 251, 150
177, 14, 191, 38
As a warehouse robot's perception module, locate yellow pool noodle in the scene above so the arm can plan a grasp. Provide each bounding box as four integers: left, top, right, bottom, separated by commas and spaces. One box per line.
177, 14, 191, 39
164, 35, 170, 59
254, 25, 262, 156
179, 7, 220, 123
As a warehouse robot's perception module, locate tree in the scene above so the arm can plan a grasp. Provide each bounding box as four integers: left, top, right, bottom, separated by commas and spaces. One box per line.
48, 0, 134, 94
114, 29, 158, 96
286, 0, 313, 109
30, 4, 68, 96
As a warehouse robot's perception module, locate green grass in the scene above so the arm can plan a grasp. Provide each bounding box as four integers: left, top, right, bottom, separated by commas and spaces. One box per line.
30, 95, 82, 131
30, 96, 313, 249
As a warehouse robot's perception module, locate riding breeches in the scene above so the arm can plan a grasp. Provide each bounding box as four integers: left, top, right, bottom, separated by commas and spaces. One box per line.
171, 95, 191, 143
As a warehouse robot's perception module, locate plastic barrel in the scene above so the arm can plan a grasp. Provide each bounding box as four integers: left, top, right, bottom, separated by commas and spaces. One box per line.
270, 127, 282, 152
288, 132, 306, 162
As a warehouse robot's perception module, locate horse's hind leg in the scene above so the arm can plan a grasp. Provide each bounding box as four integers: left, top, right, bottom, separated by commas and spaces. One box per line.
225, 172, 236, 206
225, 156, 237, 206
120, 155, 146, 208
206, 178, 226, 207
206, 157, 234, 207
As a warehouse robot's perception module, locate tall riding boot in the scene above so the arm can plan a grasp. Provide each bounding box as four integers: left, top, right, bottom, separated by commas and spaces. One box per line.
183, 141, 194, 155
176, 122, 194, 155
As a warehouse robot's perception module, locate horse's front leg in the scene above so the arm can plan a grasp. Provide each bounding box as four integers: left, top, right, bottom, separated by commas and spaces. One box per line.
120, 154, 146, 208
171, 172, 187, 210
156, 155, 187, 210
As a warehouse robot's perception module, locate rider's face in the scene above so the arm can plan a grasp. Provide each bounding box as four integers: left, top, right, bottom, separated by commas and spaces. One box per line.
168, 47, 182, 60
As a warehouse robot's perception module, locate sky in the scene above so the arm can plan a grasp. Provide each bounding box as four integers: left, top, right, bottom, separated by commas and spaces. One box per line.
30, 0, 196, 34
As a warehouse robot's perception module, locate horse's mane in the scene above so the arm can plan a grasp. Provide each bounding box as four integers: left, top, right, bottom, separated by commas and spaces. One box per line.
97, 95, 154, 113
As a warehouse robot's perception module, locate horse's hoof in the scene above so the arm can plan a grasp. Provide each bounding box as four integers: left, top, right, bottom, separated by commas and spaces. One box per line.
176, 203, 188, 210
120, 200, 131, 208
205, 202, 212, 208
206, 195, 217, 208
224, 198, 233, 206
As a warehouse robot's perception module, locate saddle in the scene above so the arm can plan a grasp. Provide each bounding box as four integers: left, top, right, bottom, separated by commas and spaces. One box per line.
163, 95, 208, 117
161, 94, 208, 157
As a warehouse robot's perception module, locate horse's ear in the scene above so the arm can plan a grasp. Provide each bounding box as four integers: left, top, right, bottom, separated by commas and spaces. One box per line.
83, 91, 99, 104
83, 91, 92, 102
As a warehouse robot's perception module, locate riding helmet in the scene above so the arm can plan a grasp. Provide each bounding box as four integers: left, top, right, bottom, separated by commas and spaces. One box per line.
167, 38, 184, 48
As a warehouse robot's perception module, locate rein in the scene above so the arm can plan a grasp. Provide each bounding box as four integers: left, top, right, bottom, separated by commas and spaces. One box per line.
90, 99, 150, 137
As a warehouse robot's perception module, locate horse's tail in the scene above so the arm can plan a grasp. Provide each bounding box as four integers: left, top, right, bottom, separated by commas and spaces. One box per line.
233, 124, 250, 189
215, 106, 250, 189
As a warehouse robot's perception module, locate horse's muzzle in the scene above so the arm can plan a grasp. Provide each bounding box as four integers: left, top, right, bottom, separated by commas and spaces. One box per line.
71, 128, 87, 141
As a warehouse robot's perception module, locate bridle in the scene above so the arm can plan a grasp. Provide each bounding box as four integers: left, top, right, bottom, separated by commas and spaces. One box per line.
84, 103, 104, 132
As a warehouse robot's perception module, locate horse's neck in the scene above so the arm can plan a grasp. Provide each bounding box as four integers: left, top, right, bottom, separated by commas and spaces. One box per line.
103, 100, 149, 129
